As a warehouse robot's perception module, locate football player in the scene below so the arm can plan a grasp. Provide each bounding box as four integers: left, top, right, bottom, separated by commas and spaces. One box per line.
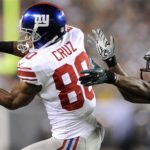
79, 28, 150, 103
0, 3, 104, 150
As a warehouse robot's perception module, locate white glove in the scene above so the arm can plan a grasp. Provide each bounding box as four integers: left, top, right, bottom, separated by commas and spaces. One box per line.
87, 28, 115, 60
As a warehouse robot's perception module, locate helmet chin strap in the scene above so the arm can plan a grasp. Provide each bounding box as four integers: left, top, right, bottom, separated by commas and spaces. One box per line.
40, 35, 59, 49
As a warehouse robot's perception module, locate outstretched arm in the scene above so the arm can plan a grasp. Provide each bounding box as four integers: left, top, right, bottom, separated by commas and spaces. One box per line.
0, 41, 25, 57
79, 61, 150, 103
80, 28, 150, 103
0, 80, 42, 110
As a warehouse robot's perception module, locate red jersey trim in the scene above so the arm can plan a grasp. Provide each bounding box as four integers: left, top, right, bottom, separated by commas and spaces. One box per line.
73, 137, 80, 150
57, 140, 67, 150
17, 70, 36, 78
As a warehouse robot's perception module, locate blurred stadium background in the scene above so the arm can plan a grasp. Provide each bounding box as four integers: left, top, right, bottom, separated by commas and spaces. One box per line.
0, 0, 150, 150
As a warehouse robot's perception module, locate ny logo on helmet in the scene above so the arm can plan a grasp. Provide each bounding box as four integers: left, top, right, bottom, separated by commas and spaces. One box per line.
34, 15, 49, 27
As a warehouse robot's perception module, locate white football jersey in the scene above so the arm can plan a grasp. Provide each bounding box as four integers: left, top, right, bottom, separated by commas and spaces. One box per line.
17, 26, 97, 139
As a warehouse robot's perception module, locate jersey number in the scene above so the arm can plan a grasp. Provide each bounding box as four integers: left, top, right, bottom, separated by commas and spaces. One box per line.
53, 52, 94, 111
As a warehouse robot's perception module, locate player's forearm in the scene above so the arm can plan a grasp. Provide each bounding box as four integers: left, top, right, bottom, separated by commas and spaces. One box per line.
0, 88, 33, 110
0, 41, 24, 57
109, 63, 128, 77
0, 82, 42, 110
115, 75, 150, 103
0, 88, 15, 110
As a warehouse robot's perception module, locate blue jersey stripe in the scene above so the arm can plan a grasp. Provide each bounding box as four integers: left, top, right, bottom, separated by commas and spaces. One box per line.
66, 138, 74, 150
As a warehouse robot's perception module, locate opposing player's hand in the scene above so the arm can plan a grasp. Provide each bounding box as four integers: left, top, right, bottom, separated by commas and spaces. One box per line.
87, 28, 117, 67
79, 60, 117, 86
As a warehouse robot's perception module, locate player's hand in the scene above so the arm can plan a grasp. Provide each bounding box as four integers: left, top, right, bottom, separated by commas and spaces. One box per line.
87, 28, 117, 67
79, 60, 117, 86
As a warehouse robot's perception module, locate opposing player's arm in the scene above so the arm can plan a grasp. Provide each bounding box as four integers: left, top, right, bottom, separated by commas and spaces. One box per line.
115, 75, 150, 103
87, 28, 128, 76
109, 63, 128, 76
81, 28, 150, 103
0, 41, 25, 57
0, 81, 42, 110
80, 61, 150, 103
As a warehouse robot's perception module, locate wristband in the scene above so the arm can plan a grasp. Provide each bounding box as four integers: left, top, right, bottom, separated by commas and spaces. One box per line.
0, 41, 14, 54
106, 71, 117, 83
105, 55, 117, 67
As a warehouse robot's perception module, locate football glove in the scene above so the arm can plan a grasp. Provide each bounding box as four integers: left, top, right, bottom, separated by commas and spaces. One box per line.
79, 60, 117, 86
87, 28, 117, 67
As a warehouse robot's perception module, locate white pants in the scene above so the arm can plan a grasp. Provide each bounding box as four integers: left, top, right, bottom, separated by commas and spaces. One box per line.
22, 124, 105, 150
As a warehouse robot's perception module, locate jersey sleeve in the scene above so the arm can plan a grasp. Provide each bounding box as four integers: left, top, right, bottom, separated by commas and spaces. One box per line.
17, 58, 48, 86
17, 66, 37, 83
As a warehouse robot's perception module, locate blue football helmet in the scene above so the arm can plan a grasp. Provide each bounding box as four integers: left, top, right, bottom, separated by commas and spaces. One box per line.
17, 2, 66, 53
140, 51, 150, 82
